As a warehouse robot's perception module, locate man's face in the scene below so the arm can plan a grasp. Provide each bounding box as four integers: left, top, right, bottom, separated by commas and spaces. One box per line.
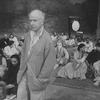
29, 14, 44, 32
57, 42, 62, 49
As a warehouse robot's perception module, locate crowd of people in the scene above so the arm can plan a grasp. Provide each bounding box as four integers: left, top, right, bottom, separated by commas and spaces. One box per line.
51, 32, 100, 86
0, 9, 100, 100
0, 33, 24, 99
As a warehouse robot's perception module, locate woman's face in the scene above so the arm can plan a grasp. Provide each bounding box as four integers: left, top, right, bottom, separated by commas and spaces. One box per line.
81, 46, 86, 52
57, 42, 62, 49
11, 57, 18, 66
10, 34, 14, 38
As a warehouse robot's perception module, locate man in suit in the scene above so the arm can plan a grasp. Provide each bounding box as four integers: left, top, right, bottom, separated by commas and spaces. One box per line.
17, 9, 56, 100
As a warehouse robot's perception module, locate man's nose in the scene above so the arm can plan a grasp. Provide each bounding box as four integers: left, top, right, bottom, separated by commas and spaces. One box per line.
30, 21, 34, 25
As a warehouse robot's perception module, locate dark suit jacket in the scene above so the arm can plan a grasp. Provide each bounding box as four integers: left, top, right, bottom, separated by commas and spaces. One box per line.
17, 29, 56, 91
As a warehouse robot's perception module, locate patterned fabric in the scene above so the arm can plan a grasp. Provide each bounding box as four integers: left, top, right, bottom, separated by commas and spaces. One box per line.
58, 50, 87, 80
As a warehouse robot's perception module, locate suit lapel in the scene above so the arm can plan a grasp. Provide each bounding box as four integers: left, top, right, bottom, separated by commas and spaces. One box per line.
25, 32, 31, 59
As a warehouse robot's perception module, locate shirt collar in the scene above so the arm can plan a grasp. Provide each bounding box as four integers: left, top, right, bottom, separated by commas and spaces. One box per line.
30, 26, 44, 40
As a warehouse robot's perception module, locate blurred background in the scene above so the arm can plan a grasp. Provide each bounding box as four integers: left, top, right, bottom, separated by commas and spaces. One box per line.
0, 0, 99, 36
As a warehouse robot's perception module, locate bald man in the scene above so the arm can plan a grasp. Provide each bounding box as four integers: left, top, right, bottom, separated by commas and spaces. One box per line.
17, 9, 56, 100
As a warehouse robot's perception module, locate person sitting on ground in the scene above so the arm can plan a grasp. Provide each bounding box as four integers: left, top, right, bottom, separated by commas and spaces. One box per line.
19, 36, 24, 46
77, 36, 85, 46
84, 37, 94, 53
54, 40, 69, 70
65, 38, 76, 46
6, 54, 20, 94
3, 41, 19, 58
86, 43, 100, 79
61, 33, 67, 41
86, 43, 100, 86
51, 32, 57, 41
3, 34, 10, 46
58, 43, 88, 80
7, 54, 20, 85
0, 34, 10, 49
9, 34, 19, 47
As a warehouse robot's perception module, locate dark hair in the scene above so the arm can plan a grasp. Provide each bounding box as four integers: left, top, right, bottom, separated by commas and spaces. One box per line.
9, 34, 14, 38
10, 54, 20, 62
0, 49, 3, 55
78, 43, 85, 51
8, 41, 14, 46
85, 37, 90, 40
95, 43, 100, 47
53, 32, 56, 36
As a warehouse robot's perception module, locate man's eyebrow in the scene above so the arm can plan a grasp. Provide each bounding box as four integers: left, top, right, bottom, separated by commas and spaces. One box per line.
29, 19, 38, 21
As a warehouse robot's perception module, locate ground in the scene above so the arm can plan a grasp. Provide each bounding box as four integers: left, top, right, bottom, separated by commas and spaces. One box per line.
44, 84, 100, 100
12, 78, 100, 100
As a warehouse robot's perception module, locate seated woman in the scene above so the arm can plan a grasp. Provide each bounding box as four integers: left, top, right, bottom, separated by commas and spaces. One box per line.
54, 40, 69, 70
58, 43, 88, 80
7, 54, 20, 84
6, 54, 20, 94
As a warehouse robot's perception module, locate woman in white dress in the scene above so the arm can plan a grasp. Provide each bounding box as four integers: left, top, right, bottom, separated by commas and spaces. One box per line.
58, 43, 88, 80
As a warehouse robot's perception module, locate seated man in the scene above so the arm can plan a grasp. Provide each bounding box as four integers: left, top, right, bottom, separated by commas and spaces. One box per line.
0, 34, 10, 49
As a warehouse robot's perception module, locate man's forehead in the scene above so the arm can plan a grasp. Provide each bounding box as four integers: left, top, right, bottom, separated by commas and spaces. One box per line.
29, 10, 45, 20
29, 15, 41, 20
